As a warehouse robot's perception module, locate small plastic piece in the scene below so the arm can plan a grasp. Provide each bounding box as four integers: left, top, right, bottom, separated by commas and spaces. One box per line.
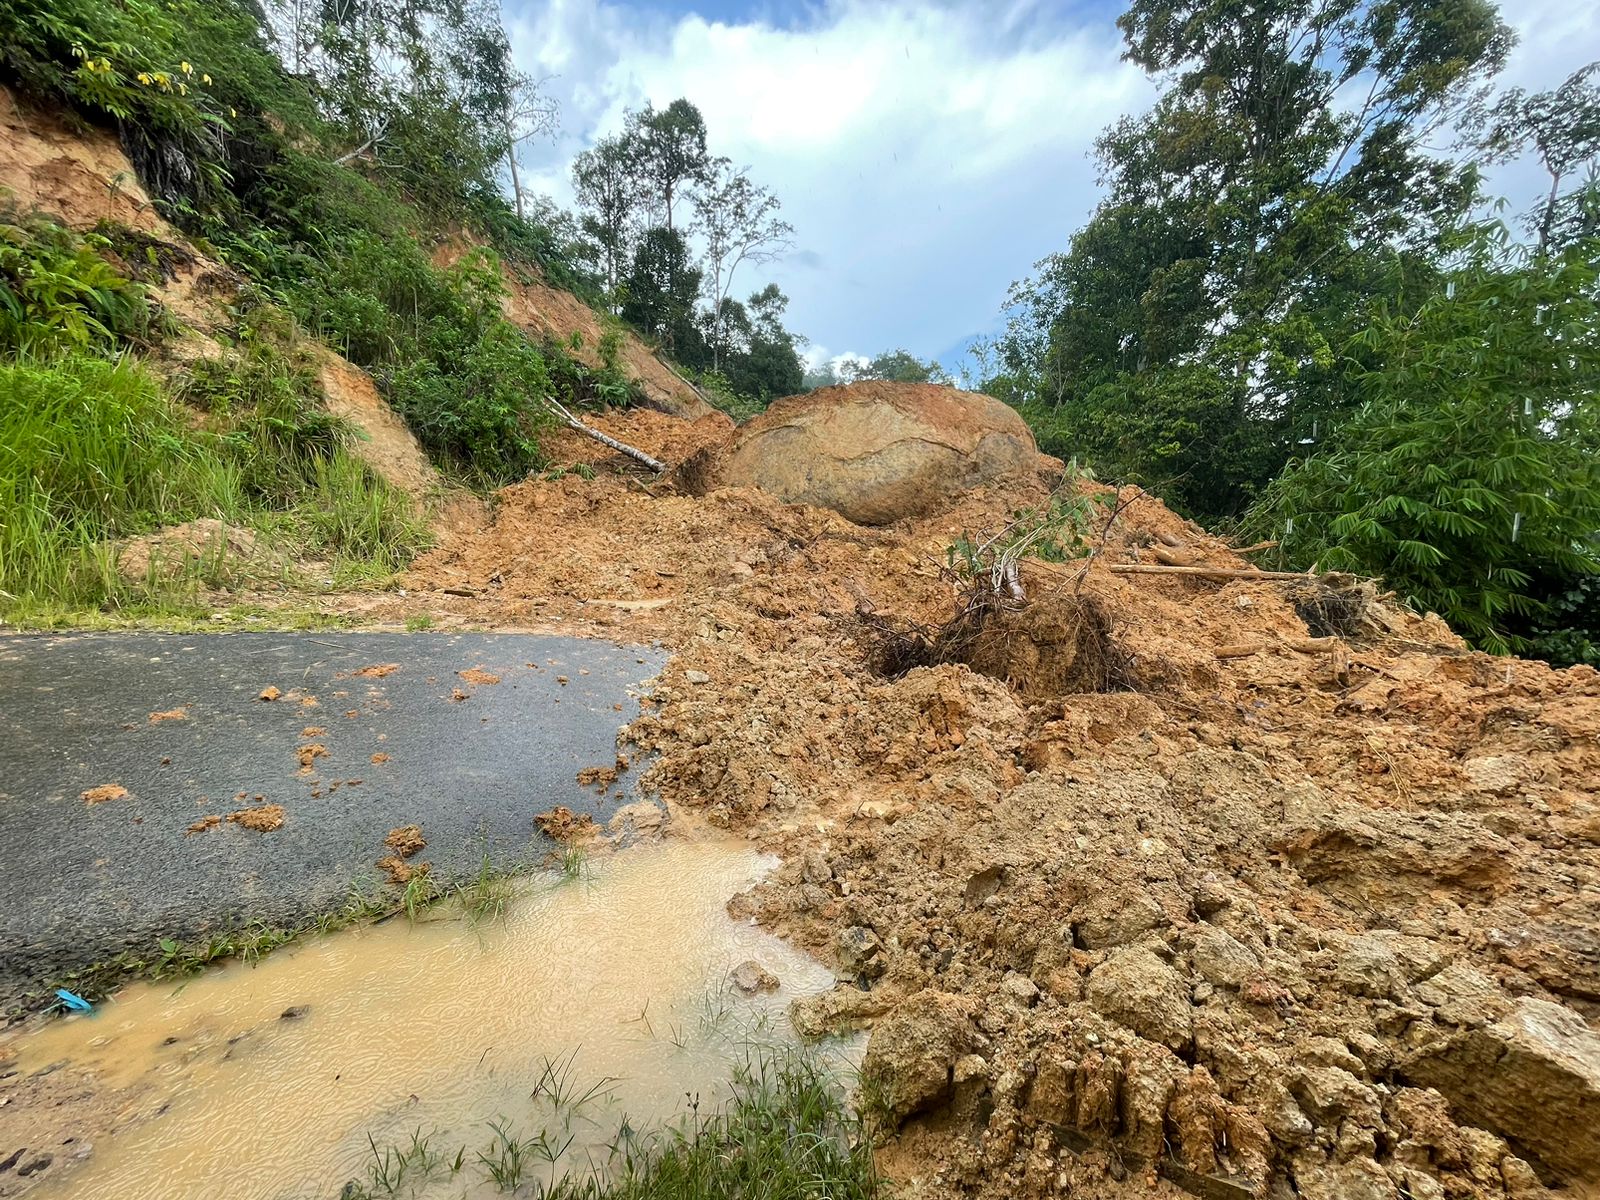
54, 988, 93, 1013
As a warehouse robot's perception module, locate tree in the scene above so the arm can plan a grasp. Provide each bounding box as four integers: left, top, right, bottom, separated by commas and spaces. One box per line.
722, 284, 805, 401
503, 73, 559, 222
627, 99, 709, 234
693, 161, 794, 369
1243, 226, 1600, 652
621, 226, 702, 356
1466, 63, 1600, 251
1001, 0, 1514, 519
572, 135, 637, 302
845, 349, 950, 385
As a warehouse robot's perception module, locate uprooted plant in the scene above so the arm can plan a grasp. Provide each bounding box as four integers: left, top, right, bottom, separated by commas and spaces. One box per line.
863, 468, 1139, 695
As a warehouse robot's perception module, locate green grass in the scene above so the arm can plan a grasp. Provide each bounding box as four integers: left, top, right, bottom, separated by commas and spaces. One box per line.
0, 347, 429, 626
346, 1045, 878, 1200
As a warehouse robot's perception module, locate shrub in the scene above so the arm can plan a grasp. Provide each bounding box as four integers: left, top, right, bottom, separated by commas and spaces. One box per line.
1245, 229, 1600, 652
0, 213, 155, 353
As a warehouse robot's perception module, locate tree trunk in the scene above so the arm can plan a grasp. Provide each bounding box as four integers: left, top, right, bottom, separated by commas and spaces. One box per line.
508, 147, 525, 222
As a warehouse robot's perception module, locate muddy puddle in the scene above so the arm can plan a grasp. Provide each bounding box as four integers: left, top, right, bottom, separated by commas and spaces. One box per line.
1, 841, 848, 1199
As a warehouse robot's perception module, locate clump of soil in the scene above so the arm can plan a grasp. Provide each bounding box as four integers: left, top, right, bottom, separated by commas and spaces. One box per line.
377, 855, 427, 885
383, 824, 426, 858
258, 686, 281, 702
457, 666, 501, 686
186, 814, 221, 835
302, 726, 326, 737
226, 803, 284, 832
148, 707, 188, 724
576, 764, 620, 790
352, 663, 400, 679
115, 519, 283, 583
296, 743, 328, 768
80, 784, 128, 806
535, 806, 596, 842
371, 752, 391, 764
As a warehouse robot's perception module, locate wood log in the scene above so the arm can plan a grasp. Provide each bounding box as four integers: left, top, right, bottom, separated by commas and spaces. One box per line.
539, 395, 667, 473
1215, 643, 1264, 659
1153, 544, 1200, 567
1109, 564, 1314, 581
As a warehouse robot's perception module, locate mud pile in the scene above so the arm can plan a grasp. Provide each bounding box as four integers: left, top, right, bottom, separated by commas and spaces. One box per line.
397, 406, 1600, 1199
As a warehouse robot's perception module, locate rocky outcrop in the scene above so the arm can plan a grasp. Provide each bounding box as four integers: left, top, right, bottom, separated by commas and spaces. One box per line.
711, 381, 1044, 525
1402, 997, 1600, 1182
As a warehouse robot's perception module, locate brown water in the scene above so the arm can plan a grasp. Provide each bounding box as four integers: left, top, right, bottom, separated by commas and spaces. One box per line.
4, 842, 844, 1199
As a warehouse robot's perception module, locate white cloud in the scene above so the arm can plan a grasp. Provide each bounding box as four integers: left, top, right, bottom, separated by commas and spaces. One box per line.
501, 0, 1600, 365
501, 0, 1150, 362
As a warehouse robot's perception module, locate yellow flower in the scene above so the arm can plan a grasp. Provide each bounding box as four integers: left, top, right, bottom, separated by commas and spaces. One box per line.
71, 43, 86, 60
177, 81, 188, 95
180, 61, 192, 75
137, 72, 153, 85
229, 107, 237, 118
201, 73, 212, 85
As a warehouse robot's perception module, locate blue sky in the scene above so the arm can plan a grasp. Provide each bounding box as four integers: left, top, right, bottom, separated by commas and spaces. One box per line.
500, 0, 1600, 375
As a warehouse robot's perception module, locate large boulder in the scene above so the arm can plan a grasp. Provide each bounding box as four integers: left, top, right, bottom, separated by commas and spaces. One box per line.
714, 381, 1042, 525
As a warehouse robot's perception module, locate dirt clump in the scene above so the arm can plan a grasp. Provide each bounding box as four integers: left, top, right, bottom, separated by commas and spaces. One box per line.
187, 814, 222, 835
258, 686, 281, 702
377, 855, 427, 885
226, 803, 284, 832
535, 806, 596, 843
383, 825, 427, 858
148, 707, 188, 723
80, 784, 128, 806
296, 743, 328, 768
457, 666, 501, 686
115, 519, 284, 583
370, 752, 391, 764
351, 663, 400, 679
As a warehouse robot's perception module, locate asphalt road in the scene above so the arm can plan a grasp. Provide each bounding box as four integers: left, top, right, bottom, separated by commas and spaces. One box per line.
0, 632, 665, 1003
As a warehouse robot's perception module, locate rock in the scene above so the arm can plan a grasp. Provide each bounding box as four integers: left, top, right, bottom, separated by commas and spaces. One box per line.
860, 990, 980, 1122
1334, 934, 1410, 1001
1414, 961, 1511, 1028
836, 925, 886, 980
729, 960, 779, 995
1191, 926, 1258, 988
279, 1005, 310, 1021
1290, 1157, 1398, 1200
1288, 1065, 1382, 1127
789, 984, 897, 1037
1463, 755, 1527, 795
16, 1155, 52, 1178
999, 972, 1039, 1006
1087, 947, 1194, 1052
1193, 874, 1235, 917
607, 802, 667, 839
1074, 888, 1166, 950
684, 669, 711, 685
1402, 997, 1600, 1182
713, 382, 1041, 525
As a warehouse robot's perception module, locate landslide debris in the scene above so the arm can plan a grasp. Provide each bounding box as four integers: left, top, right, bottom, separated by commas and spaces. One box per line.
394, 402, 1600, 1199
690, 381, 1041, 525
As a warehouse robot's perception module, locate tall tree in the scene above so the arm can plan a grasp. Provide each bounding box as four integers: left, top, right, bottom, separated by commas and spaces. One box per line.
845, 349, 950, 385
693, 161, 794, 370
1001, 0, 1513, 519
503, 73, 559, 222
1466, 63, 1600, 251
627, 98, 710, 234
621, 226, 702, 355
572, 135, 637, 302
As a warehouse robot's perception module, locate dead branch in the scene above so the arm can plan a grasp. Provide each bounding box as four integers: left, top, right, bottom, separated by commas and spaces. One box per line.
539, 395, 666, 473
1108, 564, 1315, 581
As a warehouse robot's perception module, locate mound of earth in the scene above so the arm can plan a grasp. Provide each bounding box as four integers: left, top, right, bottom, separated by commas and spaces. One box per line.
116, 519, 285, 583
697, 382, 1045, 526
382, 405, 1600, 1200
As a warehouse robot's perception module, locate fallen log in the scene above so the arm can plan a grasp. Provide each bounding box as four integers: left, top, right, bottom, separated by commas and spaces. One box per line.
1109, 564, 1314, 581
539, 395, 667, 473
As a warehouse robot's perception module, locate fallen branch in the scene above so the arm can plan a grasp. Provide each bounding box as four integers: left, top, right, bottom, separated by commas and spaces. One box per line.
538, 395, 667, 473
1109, 564, 1315, 581
1233, 540, 1280, 554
